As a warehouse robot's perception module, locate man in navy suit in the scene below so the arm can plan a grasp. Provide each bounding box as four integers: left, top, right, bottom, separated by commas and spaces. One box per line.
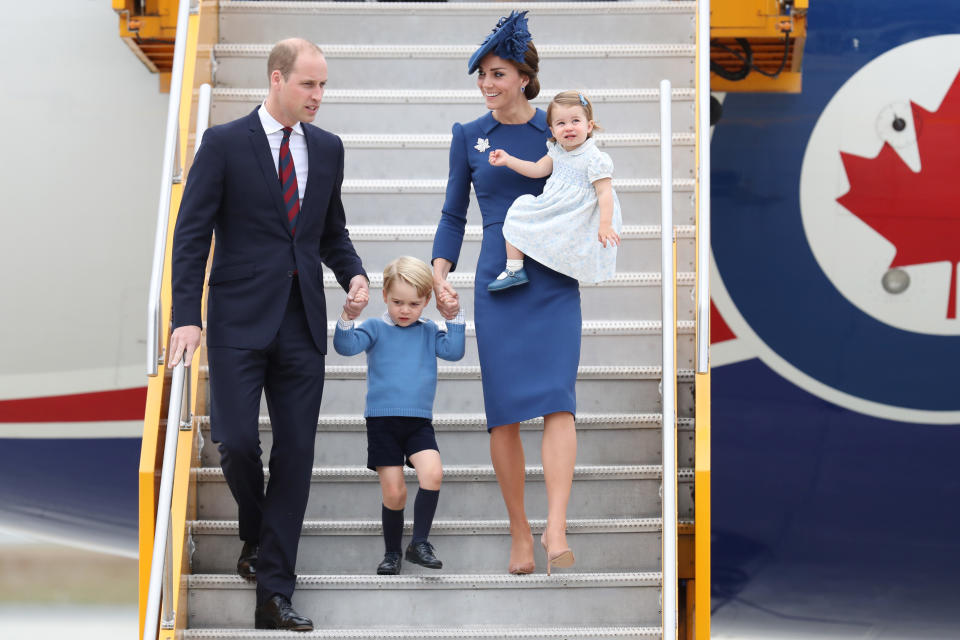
168, 38, 368, 631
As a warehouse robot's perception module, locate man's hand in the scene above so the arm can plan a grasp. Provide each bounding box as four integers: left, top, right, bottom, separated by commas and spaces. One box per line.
343, 275, 370, 319
168, 325, 201, 368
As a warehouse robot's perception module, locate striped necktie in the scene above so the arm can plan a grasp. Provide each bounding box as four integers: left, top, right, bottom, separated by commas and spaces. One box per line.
278, 126, 300, 235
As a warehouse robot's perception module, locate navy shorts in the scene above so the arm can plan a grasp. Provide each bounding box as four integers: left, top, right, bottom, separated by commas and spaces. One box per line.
365, 416, 439, 471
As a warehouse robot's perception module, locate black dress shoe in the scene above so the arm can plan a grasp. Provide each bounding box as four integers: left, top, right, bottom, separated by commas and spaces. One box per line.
377, 551, 402, 575
254, 594, 313, 631
237, 542, 258, 581
405, 540, 442, 569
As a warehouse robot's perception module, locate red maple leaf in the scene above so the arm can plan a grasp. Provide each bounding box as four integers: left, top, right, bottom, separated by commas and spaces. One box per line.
837, 69, 960, 319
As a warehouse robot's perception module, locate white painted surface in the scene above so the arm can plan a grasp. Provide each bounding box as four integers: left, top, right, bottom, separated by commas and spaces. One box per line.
0, 2, 167, 394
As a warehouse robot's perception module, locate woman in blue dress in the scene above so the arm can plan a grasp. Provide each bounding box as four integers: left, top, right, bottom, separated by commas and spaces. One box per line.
432, 11, 579, 576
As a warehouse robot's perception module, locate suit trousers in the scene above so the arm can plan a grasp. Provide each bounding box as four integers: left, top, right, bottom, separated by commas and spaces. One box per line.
207, 283, 325, 605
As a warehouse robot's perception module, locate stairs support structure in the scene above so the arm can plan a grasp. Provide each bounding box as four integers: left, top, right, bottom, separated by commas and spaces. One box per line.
135, 2, 710, 638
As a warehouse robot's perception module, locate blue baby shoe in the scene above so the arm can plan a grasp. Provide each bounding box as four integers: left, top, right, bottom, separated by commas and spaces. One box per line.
487, 268, 530, 292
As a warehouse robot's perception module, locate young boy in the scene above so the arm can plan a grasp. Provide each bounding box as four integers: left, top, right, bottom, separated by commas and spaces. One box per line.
334, 256, 465, 574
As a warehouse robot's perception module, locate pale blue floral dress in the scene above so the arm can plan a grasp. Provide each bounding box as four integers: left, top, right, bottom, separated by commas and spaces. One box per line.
502, 137, 622, 283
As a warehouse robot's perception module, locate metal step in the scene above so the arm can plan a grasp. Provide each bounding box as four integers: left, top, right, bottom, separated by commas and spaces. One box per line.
319, 318, 696, 367
319, 271, 697, 322
268, 366, 695, 416
214, 43, 695, 90
190, 517, 662, 575
330, 178, 696, 228
187, 572, 663, 629
339, 189, 696, 227
183, 625, 661, 640
344, 224, 696, 275
334, 132, 695, 181
210, 88, 696, 134
195, 465, 695, 521
196, 413, 696, 468
218, 0, 696, 45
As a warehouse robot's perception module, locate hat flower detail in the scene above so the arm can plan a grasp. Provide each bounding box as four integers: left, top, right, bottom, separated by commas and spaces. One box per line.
467, 10, 532, 74
474, 138, 491, 153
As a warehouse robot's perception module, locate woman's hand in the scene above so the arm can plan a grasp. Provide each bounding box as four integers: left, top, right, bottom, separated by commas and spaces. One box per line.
433, 258, 460, 320
598, 224, 621, 248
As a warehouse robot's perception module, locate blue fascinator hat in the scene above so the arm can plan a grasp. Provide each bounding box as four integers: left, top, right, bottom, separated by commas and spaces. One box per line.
467, 10, 532, 74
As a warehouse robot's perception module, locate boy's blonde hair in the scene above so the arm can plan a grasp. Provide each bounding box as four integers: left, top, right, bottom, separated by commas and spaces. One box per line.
382, 256, 434, 299
546, 90, 602, 143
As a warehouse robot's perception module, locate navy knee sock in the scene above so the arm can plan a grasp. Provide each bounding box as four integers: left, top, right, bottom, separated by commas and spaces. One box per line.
382, 504, 404, 553
412, 488, 440, 544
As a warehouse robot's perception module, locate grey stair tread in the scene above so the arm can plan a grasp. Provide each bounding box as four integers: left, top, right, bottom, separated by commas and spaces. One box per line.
210, 90, 695, 135
213, 44, 694, 90
191, 517, 664, 534
343, 224, 696, 239
190, 518, 665, 574
198, 364, 694, 379
195, 464, 694, 481
196, 465, 694, 520
189, 571, 661, 589
323, 271, 696, 287
183, 625, 661, 639
188, 573, 662, 627
219, 1, 695, 47
195, 413, 695, 468
195, 412, 696, 429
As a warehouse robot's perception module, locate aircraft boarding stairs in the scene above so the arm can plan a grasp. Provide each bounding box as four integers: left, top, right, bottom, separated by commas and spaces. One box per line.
142, 2, 704, 638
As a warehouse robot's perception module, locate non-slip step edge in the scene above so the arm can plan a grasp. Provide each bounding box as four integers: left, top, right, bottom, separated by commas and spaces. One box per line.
197, 365, 696, 380
322, 272, 696, 287
195, 465, 696, 482
195, 412, 696, 430
213, 88, 696, 103
190, 517, 663, 535
188, 571, 662, 589
337, 133, 696, 148
219, 1, 696, 15
183, 625, 661, 639
215, 43, 695, 58
345, 224, 696, 239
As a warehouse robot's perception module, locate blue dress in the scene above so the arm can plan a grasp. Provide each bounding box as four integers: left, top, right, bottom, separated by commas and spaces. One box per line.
433, 110, 581, 428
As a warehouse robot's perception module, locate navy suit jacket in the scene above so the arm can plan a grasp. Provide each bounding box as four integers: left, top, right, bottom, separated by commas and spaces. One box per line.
172, 108, 366, 353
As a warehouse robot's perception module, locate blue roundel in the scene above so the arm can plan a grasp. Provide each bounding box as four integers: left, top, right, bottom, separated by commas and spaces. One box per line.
711, 4, 960, 413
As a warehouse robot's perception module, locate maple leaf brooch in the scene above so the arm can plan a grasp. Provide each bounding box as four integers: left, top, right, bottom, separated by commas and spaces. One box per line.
474, 138, 490, 153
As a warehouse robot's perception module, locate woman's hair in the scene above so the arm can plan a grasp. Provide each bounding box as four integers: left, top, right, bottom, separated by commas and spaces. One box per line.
515, 42, 541, 100
546, 90, 602, 142
382, 256, 434, 299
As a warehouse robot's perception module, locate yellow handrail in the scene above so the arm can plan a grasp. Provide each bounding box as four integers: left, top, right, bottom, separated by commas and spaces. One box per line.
137, 1, 215, 636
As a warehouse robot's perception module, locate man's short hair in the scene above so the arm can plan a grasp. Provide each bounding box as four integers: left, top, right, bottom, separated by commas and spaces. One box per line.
267, 38, 324, 81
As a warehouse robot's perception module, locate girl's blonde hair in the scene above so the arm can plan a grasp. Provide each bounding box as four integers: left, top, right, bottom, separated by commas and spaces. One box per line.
382, 256, 434, 299
546, 90, 602, 143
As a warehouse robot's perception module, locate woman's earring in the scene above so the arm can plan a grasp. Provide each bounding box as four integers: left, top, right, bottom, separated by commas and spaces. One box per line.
521, 85, 526, 93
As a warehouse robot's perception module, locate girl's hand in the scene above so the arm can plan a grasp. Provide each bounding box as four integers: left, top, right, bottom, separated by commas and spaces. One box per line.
598, 224, 621, 248
489, 149, 511, 166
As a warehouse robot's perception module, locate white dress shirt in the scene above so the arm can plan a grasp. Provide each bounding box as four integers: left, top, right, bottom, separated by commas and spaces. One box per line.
258, 104, 308, 204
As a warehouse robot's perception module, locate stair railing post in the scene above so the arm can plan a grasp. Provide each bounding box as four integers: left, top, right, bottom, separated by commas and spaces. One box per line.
142, 361, 188, 640
147, 0, 193, 377
660, 78, 678, 640
696, 0, 711, 374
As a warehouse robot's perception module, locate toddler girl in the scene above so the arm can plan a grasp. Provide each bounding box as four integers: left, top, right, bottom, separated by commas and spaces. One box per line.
487, 90, 622, 291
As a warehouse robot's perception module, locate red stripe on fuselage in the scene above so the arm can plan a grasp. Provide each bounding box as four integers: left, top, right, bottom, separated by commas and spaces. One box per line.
0, 387, 147, 422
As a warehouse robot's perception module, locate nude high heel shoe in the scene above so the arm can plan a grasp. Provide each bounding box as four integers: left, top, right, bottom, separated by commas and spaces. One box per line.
540, 533, 575, 576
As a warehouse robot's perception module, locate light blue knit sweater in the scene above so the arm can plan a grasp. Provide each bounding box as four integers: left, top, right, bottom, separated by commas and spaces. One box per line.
333, 312, 466, 418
